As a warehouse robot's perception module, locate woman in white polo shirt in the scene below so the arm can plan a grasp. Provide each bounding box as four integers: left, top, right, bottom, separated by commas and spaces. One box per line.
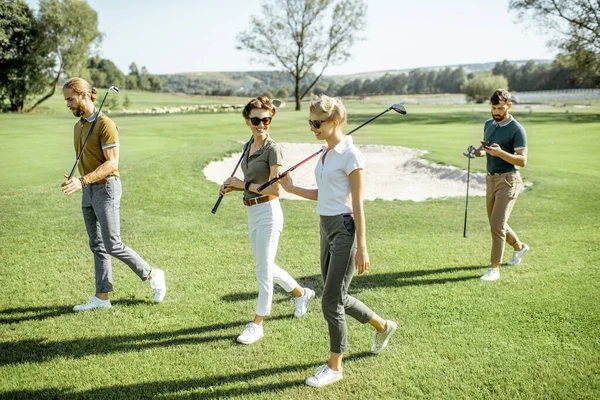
281, 95, 397, 387
220, 96, 315, 345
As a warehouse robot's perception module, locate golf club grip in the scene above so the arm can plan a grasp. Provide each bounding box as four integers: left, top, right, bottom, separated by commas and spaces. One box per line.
257, 149, 324, 192
211, 195, 224, 214
210, 136, 252, 214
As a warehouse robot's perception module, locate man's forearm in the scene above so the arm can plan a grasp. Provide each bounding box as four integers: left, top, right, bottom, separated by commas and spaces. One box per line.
83, 160, 118, 183
498, 151, 527, 167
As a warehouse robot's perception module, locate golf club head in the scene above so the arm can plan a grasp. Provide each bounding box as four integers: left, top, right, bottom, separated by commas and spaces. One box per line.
272, 98, 282, 107
391, 104, 406, 114
109, 86, 120, 94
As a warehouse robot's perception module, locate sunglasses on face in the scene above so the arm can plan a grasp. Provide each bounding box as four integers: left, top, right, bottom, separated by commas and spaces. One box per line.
308, 119, 327, 129
249, 117, 272, 126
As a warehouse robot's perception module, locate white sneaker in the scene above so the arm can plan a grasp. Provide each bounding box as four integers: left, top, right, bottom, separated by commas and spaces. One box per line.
305, 365, 343, 387
371, 320, 398, 354
73, 296, 111, 312
508, 244, 529, 265
237, 322, 264, 344
150, 269, 167, 303
293, 288, 315, 318
480, 268, 500, 281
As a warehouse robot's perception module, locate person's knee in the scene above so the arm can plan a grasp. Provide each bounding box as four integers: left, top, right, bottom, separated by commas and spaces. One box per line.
104, 241, 125, 256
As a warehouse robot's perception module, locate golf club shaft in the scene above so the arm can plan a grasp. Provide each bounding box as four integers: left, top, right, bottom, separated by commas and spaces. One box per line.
211, 136, 253, 214
463, 155, 471, 237
257, 106, 395, 192
257, 148, 324, 192
67, 88, 115, 180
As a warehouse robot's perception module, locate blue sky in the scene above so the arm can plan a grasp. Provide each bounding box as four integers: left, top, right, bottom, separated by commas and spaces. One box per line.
27, 0, 556, 75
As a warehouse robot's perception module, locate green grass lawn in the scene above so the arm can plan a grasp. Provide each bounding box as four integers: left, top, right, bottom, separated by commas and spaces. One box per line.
0, 93, 599, 399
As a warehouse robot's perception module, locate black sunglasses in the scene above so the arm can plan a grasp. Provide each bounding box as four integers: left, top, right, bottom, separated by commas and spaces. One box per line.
249, 117, 272, 126
308, 119, 327, 129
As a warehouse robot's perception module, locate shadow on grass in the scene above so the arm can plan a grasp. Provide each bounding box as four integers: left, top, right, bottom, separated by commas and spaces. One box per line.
0, 352, 375, 400
222, 265, 486, 303
0, 315, 289, 366
0, 299, 149, 325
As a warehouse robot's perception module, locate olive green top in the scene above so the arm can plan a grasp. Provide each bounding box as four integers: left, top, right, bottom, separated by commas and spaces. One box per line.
240, 137, 283, 199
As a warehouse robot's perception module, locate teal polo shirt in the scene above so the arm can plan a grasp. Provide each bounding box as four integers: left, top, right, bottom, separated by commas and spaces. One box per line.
483, 116, 527, 174
240, 137, 283, 199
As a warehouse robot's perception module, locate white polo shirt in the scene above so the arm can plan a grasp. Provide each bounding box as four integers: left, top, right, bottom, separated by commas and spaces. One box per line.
315, 136, 365, 216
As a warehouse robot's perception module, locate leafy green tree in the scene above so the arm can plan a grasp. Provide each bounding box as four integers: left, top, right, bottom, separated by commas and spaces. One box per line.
29, 0, 102, 112
462, 73, 509, 103
0, 0, 51, 112
128, 62, 139, 76
275, 88, 289, 98
510, 0, 600, 86
237, 0, 367, 110
125, 74, 137, 90
148, 75, 162, 92
88, 57, 125, 88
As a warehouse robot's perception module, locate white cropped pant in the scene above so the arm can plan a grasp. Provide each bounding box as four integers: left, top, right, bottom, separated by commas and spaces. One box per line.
246, 198, 298, 316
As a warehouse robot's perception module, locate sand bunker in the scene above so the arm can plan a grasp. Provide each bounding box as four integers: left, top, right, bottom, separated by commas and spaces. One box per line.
204, 143, 489, 202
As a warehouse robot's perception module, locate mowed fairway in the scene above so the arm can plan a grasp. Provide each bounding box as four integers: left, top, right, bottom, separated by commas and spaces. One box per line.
1, 92, 599, 399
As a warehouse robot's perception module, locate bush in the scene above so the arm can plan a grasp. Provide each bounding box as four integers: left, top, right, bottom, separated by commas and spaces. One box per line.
462, 73, 509, 103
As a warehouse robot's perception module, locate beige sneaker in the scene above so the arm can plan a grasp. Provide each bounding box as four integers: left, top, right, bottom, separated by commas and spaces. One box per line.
150, 269, 167, 302
508, 244, 529, 265
293, 288, 315, 318
480, 268, 500, 281
305, 365, 343, 387
73, 296, 111, 312
371, 320, 398, 354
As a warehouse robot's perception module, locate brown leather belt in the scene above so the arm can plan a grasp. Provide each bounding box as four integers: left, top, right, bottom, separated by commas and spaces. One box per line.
243, 195, 277, 206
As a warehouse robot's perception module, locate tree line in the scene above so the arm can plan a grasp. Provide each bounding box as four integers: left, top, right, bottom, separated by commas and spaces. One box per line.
0, 0, 161, 113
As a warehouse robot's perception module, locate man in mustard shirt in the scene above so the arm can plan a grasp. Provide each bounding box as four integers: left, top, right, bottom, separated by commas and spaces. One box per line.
61, 77, 166, 310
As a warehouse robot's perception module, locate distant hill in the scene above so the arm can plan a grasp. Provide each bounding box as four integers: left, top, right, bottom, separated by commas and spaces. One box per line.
159, 59, 554, 96
327, 59, 554, 82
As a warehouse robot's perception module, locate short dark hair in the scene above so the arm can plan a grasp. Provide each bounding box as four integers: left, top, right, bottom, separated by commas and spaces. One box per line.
242, 96, 276, 120
490, 89, 511, 105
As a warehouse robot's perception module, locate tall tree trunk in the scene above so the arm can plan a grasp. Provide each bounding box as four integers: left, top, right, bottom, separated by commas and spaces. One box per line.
28, 69, 61, 113
294, 76, 301, 111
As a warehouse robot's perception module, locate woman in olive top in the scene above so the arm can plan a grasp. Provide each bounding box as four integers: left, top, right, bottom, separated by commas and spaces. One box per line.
220, 96, 315, 344
280, 95, 397, 387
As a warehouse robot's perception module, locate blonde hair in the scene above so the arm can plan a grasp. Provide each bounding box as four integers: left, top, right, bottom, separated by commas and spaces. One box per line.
242, 95, 276, 119
62, 77, 98, 102
309, 95, 346, 127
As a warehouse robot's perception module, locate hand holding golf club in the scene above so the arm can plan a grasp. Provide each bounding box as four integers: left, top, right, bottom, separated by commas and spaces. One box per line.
61, 174, 84, 194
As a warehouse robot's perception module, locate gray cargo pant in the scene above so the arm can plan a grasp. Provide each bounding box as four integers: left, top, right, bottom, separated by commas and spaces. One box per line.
320, 214, 374, 353
81, 177, 152, 293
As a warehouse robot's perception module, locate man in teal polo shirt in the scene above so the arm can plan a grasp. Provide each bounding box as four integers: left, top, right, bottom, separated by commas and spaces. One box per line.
466, 89, 530, 281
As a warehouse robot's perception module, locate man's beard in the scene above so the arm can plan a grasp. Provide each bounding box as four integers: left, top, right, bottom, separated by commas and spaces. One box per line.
71, 103, 85, 117
492, 112, 505, 121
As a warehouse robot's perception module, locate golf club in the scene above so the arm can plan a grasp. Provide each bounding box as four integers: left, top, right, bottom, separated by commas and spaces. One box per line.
211, 98, 283, 214
67, 86, 120, 180
211, 135, 253, 214
463, 147, 475, 237
257, 103, 407, 192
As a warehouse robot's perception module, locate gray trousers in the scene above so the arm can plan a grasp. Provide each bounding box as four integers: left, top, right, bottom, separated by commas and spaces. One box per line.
81, 177, 152, 293
320, 214, 374, 354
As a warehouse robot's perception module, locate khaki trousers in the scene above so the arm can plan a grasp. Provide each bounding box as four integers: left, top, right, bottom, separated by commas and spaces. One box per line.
486, 171, 523, 265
